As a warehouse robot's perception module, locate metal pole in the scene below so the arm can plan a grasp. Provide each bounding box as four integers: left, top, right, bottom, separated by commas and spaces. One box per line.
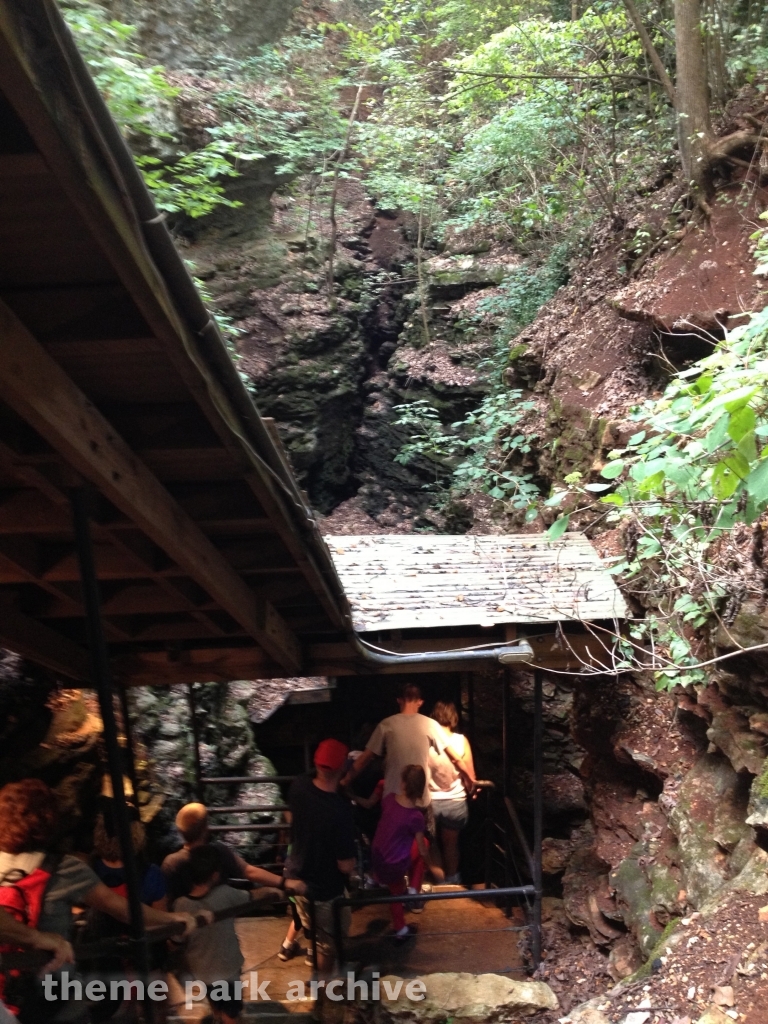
332, 896, 344, 969
118, 684, 140, 808
187, 682, 204, 801
532, 669, 544, 969
309, 895, 319, 975
70, 489, 153, 1020
502, 671, 509, 799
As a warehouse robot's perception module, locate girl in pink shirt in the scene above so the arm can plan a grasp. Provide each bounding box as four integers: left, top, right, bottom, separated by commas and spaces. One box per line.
370, 765, 442, 941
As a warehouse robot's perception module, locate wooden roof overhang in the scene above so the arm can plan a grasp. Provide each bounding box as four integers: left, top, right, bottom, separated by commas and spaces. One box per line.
0, 0, 358, 685
0, 1, 626, 686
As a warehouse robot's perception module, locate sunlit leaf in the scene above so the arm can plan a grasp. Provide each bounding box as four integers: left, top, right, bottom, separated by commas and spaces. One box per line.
546, 514, 570, 541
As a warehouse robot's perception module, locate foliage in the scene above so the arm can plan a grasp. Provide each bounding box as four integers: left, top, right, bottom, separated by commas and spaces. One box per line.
545, 294, 768, 687
478, 244, 572, 346
60, 1, 176, 136
61, 1, 350, 220
394, 391, 539, 509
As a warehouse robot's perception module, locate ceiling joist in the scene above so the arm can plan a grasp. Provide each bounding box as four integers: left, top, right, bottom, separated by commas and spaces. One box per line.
0, 299, 303, 673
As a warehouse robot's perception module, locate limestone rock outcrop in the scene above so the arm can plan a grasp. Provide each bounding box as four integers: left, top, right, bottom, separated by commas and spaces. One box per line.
373, 973, 558, 1024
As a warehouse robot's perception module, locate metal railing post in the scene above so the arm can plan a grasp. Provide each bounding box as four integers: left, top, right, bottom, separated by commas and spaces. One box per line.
332, 896, 344, 969
532, 669, 544, 969
308, 894, 319, 975
117, 684, 140, 807
70, 488, 153, 1022
187, 682, 204, 801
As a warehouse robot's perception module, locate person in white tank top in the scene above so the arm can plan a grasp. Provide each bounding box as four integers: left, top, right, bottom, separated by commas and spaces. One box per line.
428, 702, 476, 885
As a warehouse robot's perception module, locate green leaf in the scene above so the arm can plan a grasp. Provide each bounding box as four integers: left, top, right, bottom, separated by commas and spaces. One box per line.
584, 483, 611, 492
546, 514, 570, 541
737, 431, 758, 463
600, 493, 624, 506
636, 470, 665, 494
746, 458, 768, 503
727, 405, 756, 442
722, 386, 759, 413
711, 454, 748, 499
600, 459, 625, 480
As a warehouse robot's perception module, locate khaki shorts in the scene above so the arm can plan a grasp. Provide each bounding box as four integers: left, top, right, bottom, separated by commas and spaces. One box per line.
295, 894, 351, 958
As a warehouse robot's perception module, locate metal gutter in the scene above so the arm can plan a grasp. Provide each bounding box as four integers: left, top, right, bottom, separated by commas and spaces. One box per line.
350, 635, 535, 668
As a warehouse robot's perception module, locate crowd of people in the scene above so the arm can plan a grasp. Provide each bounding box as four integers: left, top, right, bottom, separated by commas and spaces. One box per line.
0, 683, 475, 1022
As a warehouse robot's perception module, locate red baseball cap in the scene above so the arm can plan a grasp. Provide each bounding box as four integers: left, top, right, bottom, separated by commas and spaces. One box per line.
314, 738, 349, 772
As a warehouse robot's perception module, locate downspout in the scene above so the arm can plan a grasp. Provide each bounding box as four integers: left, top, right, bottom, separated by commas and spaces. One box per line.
349, 634, 534, 668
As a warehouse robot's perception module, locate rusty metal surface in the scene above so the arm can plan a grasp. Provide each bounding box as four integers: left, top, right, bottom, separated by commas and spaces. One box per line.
325, 534, 627, 630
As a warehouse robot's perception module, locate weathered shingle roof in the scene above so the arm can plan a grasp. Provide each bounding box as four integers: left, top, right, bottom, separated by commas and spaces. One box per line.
325, 533, 627, 631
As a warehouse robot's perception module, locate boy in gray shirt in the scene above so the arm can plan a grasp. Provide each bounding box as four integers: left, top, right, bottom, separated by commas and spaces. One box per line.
173, 845, 254, 1023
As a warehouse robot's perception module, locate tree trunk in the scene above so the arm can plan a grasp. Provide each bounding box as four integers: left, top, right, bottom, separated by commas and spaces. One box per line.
674, 0, 713, 195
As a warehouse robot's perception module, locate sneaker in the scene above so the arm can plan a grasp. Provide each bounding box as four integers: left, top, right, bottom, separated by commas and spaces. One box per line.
407, 886, 425, 913
278, 941, 301, 962
304, 954, 315, 967
391, 924, 418, 944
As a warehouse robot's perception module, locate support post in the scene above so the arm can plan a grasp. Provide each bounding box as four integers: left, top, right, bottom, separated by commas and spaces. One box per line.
70, 489, 152, 1016
502, 670, 509, 799
118, 684, 140, 808
532, 669, 544, 969
187, 682, 204, 801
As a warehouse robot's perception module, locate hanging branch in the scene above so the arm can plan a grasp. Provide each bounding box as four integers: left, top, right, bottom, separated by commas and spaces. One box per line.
621, 0, 678, 107
327, 84, 365, 312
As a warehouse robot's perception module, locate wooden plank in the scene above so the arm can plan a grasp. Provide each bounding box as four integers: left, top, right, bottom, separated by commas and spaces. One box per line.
325, 534, 627, 630
0, 597, 90, 681
0, 300, 302, 672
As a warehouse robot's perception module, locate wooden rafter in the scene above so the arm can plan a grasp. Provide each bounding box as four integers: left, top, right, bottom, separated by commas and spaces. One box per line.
0, 299, 303, 672
0, 597, 90, 681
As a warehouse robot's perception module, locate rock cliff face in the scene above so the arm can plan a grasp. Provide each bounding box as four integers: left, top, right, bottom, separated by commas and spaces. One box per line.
105, 0, 301, 68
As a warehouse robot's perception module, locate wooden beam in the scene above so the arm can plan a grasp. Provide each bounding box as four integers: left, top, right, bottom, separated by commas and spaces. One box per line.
113, 631, 617, 686
114, 647, 277, 687
0, 300, 302, 672
0, 597, 90, 681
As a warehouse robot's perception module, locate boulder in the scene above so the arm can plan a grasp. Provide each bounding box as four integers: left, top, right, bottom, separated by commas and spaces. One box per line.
746, 759, 768, 831
611, 842, 684, 956
668, 755, 752, 907
608, 936, 643, 982
714, 599, 768, 649
706, 709, 766, 776
542, 837, 573, 875
373, 973, 558, 1024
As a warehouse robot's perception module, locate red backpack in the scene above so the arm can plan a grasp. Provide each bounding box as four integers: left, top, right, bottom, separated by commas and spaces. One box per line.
0, 858, 59, 1017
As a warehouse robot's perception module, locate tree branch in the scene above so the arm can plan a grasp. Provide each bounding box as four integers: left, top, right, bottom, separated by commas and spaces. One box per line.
451, 68, 663, 87
621, 0, 677, 107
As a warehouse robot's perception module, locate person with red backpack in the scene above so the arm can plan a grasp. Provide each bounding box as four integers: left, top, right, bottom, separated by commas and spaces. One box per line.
0, 908, 74, 1022
0, 779, 201, 1023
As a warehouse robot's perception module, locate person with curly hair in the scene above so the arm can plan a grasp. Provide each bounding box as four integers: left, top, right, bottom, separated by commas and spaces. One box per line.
0, 780, 203, 1023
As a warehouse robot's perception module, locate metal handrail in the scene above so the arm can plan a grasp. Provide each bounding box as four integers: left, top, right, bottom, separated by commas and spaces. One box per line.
207, 804, 289, 814
201, 775, 296, 784
330, 885, 536, 967
208, 823, 286, 833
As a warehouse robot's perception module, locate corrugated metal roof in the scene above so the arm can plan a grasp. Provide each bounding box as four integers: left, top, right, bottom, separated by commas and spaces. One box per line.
324, 534, 627, 631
